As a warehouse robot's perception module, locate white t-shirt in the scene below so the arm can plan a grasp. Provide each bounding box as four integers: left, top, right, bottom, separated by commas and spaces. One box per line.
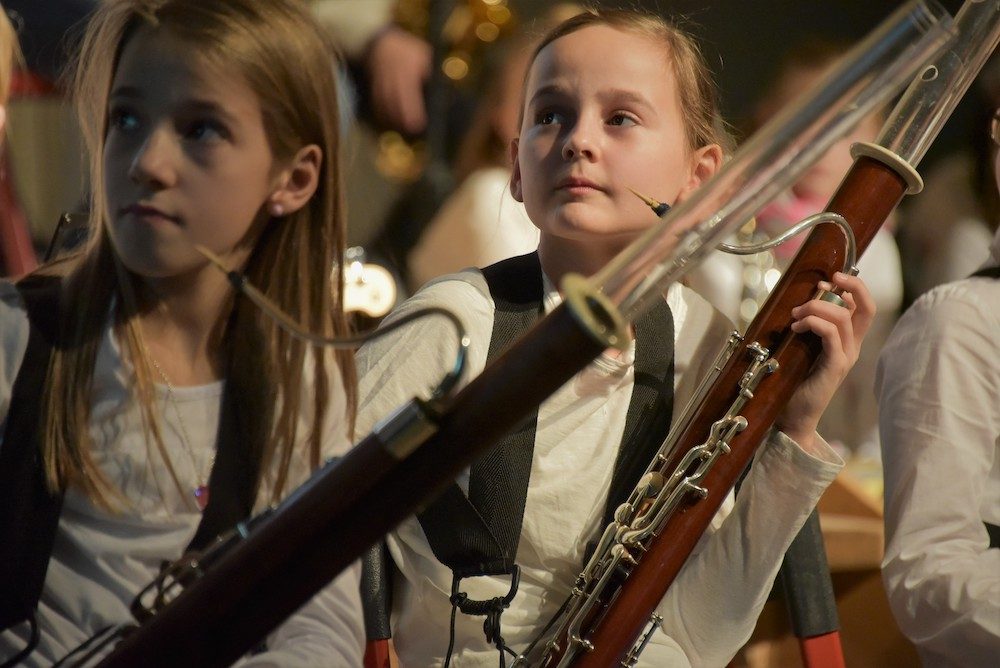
0, 281, 365, 666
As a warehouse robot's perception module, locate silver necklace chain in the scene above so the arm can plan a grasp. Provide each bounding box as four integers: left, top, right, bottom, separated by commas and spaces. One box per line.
144, 349, 216, 510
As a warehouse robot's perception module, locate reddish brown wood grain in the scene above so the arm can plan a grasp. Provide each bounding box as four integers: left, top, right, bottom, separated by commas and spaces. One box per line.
568, 156, 908, 668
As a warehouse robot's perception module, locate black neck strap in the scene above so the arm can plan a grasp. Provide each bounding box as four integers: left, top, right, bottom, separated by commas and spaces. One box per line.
415, 253, 674, 664
969, 265, 1000, 279
185, 366, 260, 552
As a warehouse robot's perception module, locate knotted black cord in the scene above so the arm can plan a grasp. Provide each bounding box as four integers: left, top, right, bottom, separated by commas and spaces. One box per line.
443, 567, 520, 668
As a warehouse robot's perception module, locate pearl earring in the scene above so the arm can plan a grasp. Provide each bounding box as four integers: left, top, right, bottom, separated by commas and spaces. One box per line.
270, 202, 285, 217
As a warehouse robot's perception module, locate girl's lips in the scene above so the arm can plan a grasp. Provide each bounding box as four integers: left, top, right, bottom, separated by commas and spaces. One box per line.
557, 177, 602, 190
557, 177, 604, 195
122, 204, 180, 224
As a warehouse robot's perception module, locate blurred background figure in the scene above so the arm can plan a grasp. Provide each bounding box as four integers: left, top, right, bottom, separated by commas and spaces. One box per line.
896, 53, 1000, 304
0, 1, 38, 277
0, 4, 18, 135
1, 1, 92, 274
314, 0, 525, 299
406, 4, 583, 291
313, 0, 432, 137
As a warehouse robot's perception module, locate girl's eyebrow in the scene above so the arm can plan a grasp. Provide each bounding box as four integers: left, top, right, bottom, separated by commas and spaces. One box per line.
526, 83, 569, 107
527, 84, 655, 114
598, 89, 655, 113
108, 84, 142, 100
178, 99, 239, 125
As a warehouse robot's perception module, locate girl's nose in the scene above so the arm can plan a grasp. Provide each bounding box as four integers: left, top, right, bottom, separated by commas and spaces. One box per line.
128, 126, 178, 190
561, 120, 597, 161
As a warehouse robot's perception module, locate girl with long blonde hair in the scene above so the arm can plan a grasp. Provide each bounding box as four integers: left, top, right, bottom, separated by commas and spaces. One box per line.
0, 0, 363, 663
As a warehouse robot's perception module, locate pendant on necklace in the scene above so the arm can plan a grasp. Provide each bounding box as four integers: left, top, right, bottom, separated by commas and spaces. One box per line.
194, 485, 210, 510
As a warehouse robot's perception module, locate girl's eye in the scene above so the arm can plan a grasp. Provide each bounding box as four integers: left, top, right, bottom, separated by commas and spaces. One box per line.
536, 110, 564, 126
608, 113, 637, 127
109, 107, 140, 133
184, 119, 227, 142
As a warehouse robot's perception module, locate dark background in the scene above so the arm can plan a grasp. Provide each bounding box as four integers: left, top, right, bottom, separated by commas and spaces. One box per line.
7, 0, 987, 166
587, 0, 980, 167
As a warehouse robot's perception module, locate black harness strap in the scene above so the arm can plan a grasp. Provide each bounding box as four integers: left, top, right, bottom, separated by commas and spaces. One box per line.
0, 276, 64, 658
418, 253, 545, 577
185, 371, 260, 552
604, 302, 674, 527
414, 252, 674, 663
466, 253, 550, 569
969, 265, 1000, 279
414, 254, 544, 666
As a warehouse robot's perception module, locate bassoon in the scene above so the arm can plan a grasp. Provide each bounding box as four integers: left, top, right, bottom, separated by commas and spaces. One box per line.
520, 1, 1000, 666
85, 2, 960, 666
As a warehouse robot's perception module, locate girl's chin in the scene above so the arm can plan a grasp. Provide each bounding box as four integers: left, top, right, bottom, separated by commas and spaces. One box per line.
541, 210, 611, 235
540, 216, 646, 245
113, 249, 207, 283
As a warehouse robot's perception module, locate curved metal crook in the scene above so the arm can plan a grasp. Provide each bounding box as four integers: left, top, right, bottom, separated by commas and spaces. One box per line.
717, 211, 858, 274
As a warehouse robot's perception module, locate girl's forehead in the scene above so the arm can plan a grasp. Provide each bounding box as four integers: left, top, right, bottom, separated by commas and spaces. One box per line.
111, 26, 264, 124
114, 26, 240, 96
116, 26, 196, 79
523, 25, 675, 103
526, 25, 671, 89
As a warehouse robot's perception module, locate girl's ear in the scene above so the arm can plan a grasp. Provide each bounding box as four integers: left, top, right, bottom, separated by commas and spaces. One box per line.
509, 137, 523, 202
676, 143, 723, 204
269, 144, 322, 216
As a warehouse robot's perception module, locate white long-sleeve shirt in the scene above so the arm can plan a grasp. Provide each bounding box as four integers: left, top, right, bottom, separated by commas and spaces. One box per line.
356, 267, 843, 667
876, 241, 1000, 667
0, 281, 365, 666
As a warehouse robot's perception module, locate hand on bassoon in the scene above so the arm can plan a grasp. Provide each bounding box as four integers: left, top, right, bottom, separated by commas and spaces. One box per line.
774, 271, 876, 454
